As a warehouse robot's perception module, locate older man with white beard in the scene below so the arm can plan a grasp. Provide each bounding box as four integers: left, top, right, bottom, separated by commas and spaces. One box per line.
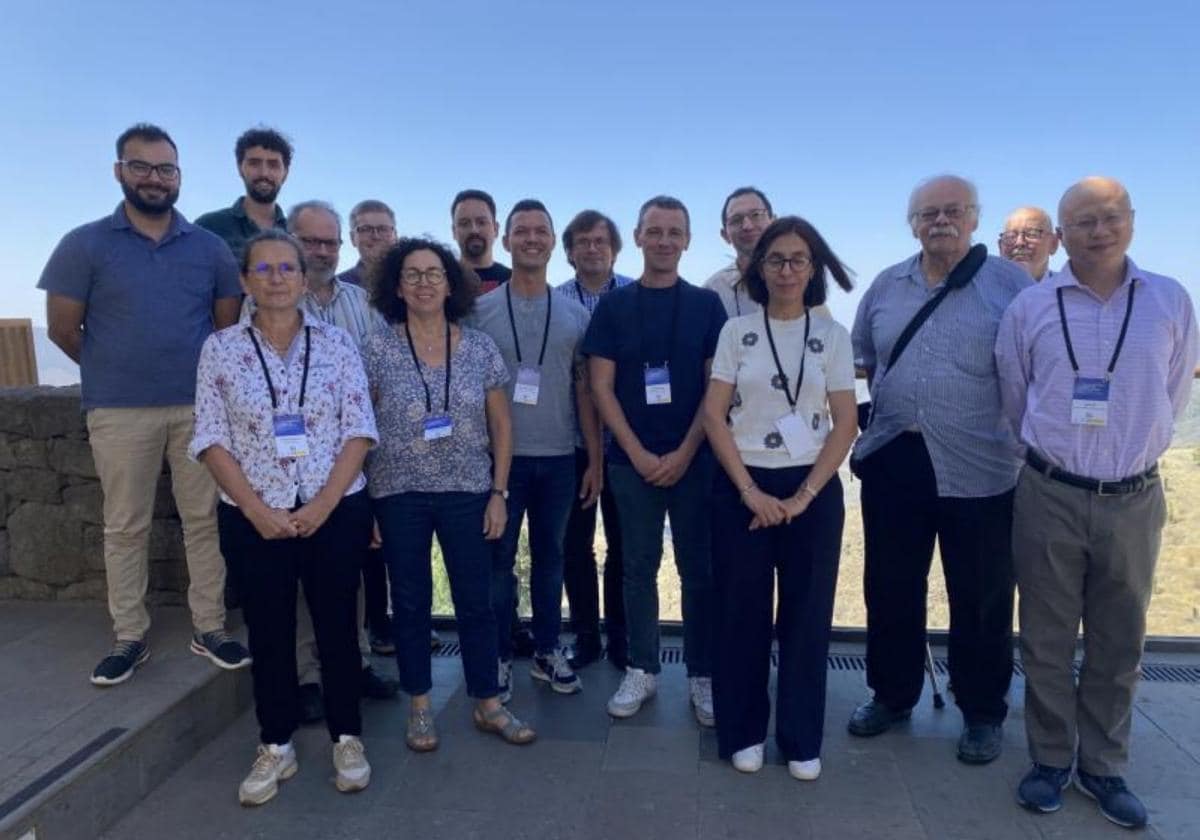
848, 175, 1031, 765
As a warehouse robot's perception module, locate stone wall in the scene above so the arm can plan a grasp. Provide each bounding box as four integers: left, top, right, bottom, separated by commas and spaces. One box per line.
0, 386, 188, 603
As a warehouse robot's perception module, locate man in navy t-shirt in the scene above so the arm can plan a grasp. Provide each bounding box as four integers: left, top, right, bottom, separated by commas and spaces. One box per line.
582, 195, 726, 726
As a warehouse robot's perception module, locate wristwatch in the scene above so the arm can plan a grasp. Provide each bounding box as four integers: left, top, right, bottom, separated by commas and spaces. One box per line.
491, 487, 509, 500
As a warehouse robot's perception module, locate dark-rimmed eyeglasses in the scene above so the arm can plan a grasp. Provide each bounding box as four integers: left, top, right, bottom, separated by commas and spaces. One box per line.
119, 159, 180, 180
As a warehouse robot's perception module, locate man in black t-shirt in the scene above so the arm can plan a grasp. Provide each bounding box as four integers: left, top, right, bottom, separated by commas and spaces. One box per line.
583, 195, 726, 727
452, 188, 512, 294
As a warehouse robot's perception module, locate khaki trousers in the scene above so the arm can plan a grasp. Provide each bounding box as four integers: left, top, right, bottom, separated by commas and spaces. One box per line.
87, 406, 226, 641
1013, 466, 1164, 776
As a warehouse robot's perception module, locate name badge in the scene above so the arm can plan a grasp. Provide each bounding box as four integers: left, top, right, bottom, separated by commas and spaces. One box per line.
644, 365, 672, 405
775, 411, 826, 460
423, 414, 453, 441
1071, 377, 1110, 426
513, 364, 541, 405
273, 414, 308, 458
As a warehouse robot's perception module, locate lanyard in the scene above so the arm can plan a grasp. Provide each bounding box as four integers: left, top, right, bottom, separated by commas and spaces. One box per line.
403, 321, 452, 414
1056, 280, 1135, 378
574, 276, 615, 307
247, 325, 310, 410
506, 284, 552, 366
762, 309, 810, 410
636, 281, 682, 367
733, 281, 742, 317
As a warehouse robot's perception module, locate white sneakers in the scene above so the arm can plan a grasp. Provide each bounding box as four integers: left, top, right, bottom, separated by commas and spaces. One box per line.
239, 743, 297, 806
688, 677, 715, 727
788, 758, 821, 781
239, 736, 371, 805
607, 667, 658, 717
732, 743, 765, 773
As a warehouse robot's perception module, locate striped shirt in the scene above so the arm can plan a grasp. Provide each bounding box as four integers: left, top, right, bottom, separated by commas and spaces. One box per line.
554, 274, 635, 313
851, 252, 1032, 497
995, 259, 1198, 480
240, 278, 386, 352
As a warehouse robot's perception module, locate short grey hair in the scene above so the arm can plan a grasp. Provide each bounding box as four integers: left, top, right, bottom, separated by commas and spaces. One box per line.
907, 174, 980, 220
287, 200, 342, 237
349, 199, 396, 229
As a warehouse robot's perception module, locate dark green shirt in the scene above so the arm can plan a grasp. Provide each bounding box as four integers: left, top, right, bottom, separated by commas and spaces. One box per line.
194, 197, 287, 260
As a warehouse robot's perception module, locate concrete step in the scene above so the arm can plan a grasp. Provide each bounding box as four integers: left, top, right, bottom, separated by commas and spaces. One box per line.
0, 602, 251, 840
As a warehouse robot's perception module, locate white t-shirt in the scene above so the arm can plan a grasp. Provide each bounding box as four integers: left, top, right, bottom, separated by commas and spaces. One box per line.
710, 310, 855, 468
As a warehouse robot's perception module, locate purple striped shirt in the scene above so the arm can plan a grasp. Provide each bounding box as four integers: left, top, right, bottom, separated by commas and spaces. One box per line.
995, 259, 1198, 480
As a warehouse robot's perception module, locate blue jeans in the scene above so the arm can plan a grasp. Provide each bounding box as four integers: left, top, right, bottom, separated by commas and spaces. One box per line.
607, 453, 714, 676
491, 454, 577, 660
374, 491, 498, 699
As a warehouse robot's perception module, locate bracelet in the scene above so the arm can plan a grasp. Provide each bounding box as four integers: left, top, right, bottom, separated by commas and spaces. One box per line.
799, 483, 818, 500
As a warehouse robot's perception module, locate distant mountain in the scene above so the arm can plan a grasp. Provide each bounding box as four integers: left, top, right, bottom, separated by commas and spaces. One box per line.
31, 327, 80, 386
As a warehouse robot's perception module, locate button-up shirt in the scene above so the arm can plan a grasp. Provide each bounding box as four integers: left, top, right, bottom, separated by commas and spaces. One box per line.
240, 279, 386, 352
852, 252, 1032, 497
195, 197, 287, 259
554, 274, 635, 314
336, 262, 366, 287
189, 313, 378, 508
995, 259, 1198, 481
705, 263, 760, 319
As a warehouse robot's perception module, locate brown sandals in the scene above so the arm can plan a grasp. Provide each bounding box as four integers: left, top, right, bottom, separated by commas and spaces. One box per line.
472, 704, 536, 745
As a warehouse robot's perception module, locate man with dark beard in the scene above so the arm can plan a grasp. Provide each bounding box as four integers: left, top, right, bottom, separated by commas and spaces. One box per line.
39, 123, 249, 686
197, 127, 292, 258
452, 189, 511, 294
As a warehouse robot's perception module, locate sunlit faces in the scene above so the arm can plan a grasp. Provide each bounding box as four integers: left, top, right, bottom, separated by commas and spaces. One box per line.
242, 240, 305, 311
452, 198, 498, 261
1057, 180, 1134, 275
721, 193, 773, 259
998, 208, 1058, 279
908, 179, 978, 259
635, 206, 690, 275
291, 207, 341, 284
503, 209, 555, 271
114, 138, 180, 216
238, 145, 288, 204
567, 221, 616, 279
759, 232, 814, 309
350, 210, 398, 263
398, 249, 450, 315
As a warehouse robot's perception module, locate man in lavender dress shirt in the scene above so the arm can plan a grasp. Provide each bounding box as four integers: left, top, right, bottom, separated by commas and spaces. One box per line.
996, 177, 1198, 828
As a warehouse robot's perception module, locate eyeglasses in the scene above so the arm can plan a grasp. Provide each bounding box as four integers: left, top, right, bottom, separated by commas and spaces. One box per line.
119, 159, 180, 180
761, 255, 813, 274
249, 262, 300, 280
401, 267, 447, 286
911, 204, 975, 224
572, 236, 611, 251
298, 236, 341, 252
355, 224, 395, 237
725, 209, 770, 229
1062, 212, 1130, 233
999, 228, 1048, 244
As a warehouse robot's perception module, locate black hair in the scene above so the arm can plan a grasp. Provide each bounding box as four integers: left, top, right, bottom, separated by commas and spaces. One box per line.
721, 186, 773, 226
450, 189, 497, 220
115, 123, 177, 159
371, 237, 476, 323
504, 199, 553, 235
235, 127, 294, 168
742, 216, 853, 308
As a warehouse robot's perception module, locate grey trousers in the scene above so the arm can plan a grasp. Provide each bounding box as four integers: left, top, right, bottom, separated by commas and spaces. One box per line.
1013, 466, 1165, 776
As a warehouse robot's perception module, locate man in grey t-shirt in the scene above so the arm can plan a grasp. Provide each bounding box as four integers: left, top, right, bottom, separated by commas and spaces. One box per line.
469, 199, 601, 700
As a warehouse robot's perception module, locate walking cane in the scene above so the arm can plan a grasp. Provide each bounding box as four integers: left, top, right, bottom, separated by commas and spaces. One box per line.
924, 641, 945, 709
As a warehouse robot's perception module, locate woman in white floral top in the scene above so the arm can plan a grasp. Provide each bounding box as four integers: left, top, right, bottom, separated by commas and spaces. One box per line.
365, 237, 537, 751
189, 230, 378, 806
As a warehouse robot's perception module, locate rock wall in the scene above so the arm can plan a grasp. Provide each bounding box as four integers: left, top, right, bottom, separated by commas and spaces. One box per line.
0, 386, 188, 603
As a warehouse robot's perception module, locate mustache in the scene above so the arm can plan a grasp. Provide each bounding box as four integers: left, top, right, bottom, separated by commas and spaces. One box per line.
928, 224, 959, 237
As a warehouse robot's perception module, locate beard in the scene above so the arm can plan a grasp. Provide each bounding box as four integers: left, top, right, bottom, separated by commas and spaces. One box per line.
121, 180, 178, 216
463, 235, 488, 259
246, 178, 280, 204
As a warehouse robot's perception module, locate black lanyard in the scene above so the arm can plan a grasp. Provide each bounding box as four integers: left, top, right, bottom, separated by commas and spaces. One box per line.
733, 281, 742, 316
574, 276, 615, 307
1056, 280, 1135, 377
763, 310, 810, 410
247, 325, 310, 410
506, 284, 552, 366
403, 321, 452, 414
636, 281, 682, 367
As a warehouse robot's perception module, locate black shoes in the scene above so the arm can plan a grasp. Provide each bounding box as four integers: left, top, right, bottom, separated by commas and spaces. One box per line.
957, 723, 1003, 764
847, 699, 912, 737
91, 639, 150, 686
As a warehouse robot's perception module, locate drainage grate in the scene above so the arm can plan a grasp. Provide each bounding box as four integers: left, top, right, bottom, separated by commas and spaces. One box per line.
430, 644, 1200, 684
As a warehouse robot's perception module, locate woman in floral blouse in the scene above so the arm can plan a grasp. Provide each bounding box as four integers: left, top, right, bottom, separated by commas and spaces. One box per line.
365, 237, 535, 751
190, 229, 378, 806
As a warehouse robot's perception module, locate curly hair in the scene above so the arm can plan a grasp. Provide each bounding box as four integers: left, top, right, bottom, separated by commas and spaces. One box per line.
371, 237, 476, 323
742, 216, 853, 308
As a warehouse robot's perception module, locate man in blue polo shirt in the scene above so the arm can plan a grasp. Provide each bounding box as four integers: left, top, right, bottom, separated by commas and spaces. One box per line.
195, 127, 292, 259
583, 195, 727, 726
39, 123, 250, 687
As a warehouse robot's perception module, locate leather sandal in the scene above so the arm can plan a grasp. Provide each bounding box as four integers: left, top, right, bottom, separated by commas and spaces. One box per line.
472, 704, 536, 745
406, 707, 439, 752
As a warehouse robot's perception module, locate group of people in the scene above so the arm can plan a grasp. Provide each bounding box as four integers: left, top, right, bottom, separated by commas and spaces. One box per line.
37, 123, 1196, 831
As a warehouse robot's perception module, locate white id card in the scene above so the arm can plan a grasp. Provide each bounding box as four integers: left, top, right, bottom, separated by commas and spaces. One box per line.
644, 365, 672, 405
273, 414, 309, 458
1071, 377, 1110, 426
775, 412, 825, 460
513, 364, 541, 405
423, 414, 453, 441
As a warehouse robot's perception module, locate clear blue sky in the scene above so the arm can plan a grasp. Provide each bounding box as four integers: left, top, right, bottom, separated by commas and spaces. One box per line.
3, 0, 1197, 332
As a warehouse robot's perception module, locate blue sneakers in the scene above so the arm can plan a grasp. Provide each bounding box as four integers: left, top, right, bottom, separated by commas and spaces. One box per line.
1075, 769, 1148, 829
90, 639, 150, 686
1016, 763, 1072, 813
530, 650, 582, 694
